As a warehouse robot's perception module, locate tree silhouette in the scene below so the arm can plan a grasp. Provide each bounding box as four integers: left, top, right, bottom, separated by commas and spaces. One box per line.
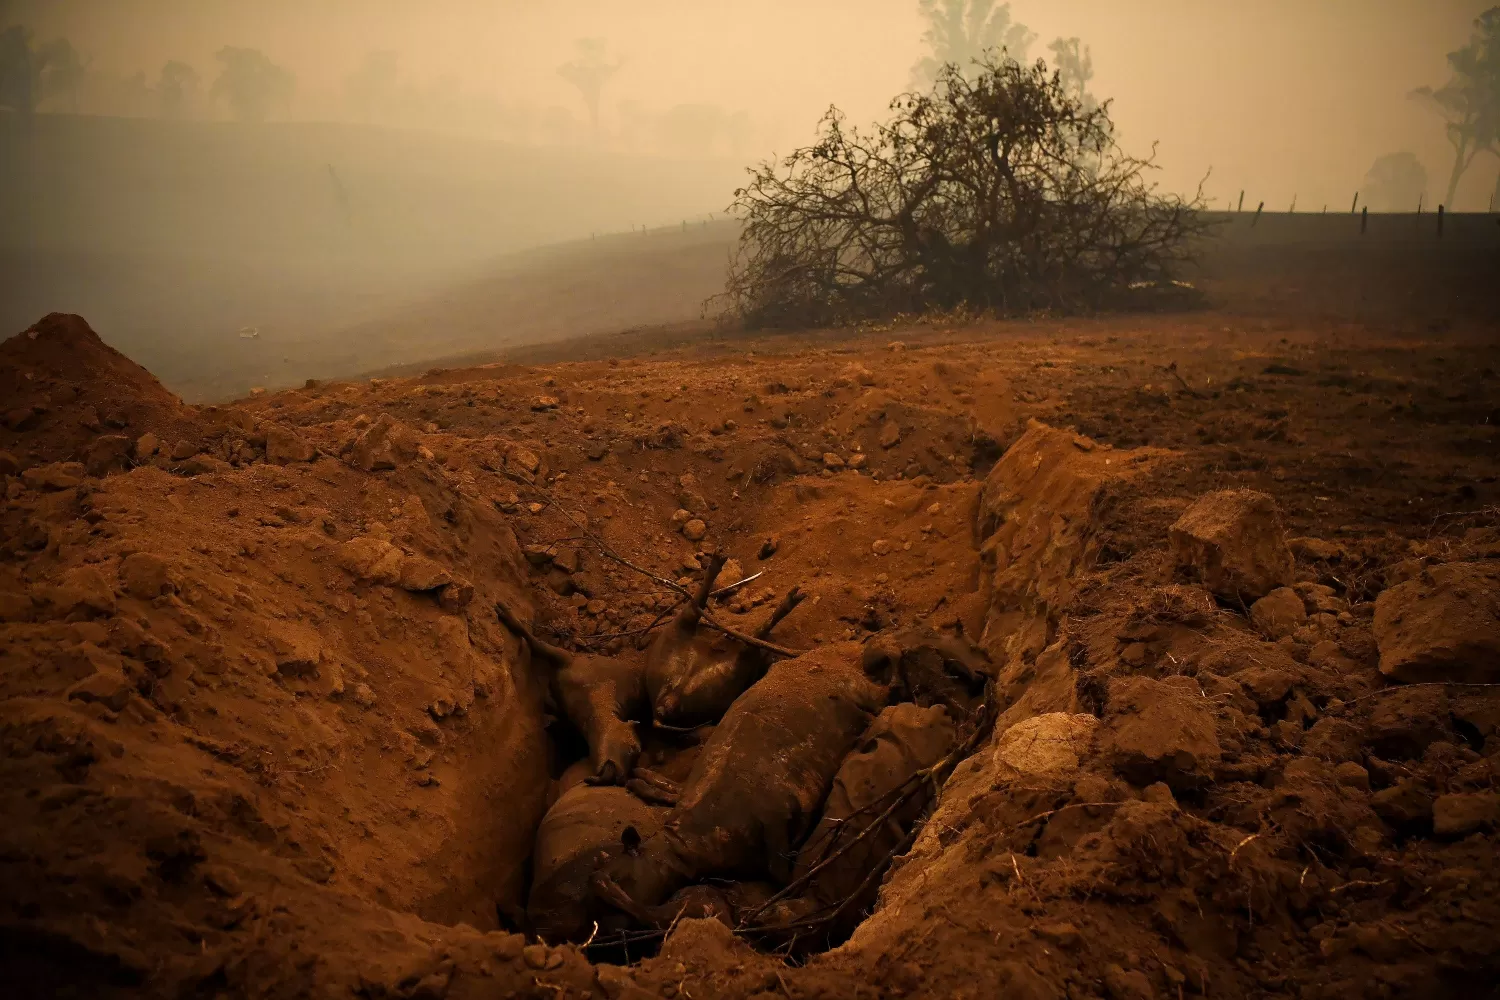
345, 50, 401, 124
559, 38, 620, 138
0, 25, 41, 118
726, 55, 1205, 327
1047, 37, 1096, 113
159, 60, 200, 118
1361, 152, 1428, 212
210, 46, 294, 123
37, 37, 87, 112
911, 0, 1035, 86
1411, 6, 1500, 207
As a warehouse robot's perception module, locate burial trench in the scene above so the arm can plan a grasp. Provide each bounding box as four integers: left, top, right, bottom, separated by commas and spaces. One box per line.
429, 418, 1127, 967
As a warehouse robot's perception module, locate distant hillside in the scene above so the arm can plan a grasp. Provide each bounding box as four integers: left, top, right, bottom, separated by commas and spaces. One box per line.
0, 113, 747, 397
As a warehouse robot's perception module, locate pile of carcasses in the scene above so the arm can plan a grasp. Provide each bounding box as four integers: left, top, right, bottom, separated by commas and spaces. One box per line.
499, 555, 993, 955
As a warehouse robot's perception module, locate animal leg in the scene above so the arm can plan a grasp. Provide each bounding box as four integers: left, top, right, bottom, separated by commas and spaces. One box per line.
693, 552, 729, 609
626, 768, 682, 806
756, 586, 806, 640
494, 602, 574, 667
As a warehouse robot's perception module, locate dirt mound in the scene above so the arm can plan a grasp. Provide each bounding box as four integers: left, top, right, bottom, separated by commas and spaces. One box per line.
0, 314, 203, 472
3, 313, 1499, 999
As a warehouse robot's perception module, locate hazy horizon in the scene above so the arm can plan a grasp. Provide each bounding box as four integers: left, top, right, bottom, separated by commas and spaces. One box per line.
7, 0, 1500, 211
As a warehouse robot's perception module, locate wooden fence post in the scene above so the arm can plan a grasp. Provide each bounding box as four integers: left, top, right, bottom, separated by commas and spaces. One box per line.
1361, 206, 1368, 234
1252, 201, 1264, 227
1351, 193, 1359, 213
1238, 191, 1245, 212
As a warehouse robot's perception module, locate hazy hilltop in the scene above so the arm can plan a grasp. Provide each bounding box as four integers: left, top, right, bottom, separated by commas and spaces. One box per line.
0, 113, 745, 397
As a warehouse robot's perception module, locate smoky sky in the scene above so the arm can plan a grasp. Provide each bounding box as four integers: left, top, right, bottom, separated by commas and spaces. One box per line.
8, 0, 1499, 210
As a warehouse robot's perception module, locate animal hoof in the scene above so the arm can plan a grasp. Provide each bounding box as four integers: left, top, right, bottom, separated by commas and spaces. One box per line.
626, 768, 681, 806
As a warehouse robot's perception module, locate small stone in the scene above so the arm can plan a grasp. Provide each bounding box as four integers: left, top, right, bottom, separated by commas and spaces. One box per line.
523, 544, 557, 567
85, 434, 133, 476
553, 548, 582, 574
21, 461, 85, 491
521, 944, 550, 969
586, 599, 607, 616
1371, 779, 1434, 829
848, 452, 868, 470
822, 452, 845, 470
1333, 761, 1371, 790
1250, 586, 1308, 639
1289, 536, 1344, 561
671, 508, 693, 526
66, 666, 134, 712
397, 555, 453, 592
265, 423, 316, 464
437, 580, 474, 612
1141, 782, 1176, 805
351, 683, 377, 708
134, 432, 160, 459
1034, 921, 1080, 949
759, 535, 780, 559
527, 502, 544, 514
532, 396, 559, 411
682, 519, 707, 542
879, 421, 902, 449
871, 539, 893, 556
120, 552, 174, 599
45, 565, 118, 616
1102, 963, 1154, 1000
719, 558, 745, 587
1432, 792, 1500, 838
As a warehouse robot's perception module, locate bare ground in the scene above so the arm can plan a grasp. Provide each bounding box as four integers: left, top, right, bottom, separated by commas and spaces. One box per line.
2, 307, 1498, 999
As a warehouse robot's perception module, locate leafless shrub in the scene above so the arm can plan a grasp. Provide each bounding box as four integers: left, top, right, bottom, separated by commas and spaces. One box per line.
723, 54, 1209, 328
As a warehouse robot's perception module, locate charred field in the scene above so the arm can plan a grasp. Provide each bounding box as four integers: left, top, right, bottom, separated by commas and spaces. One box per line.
2, 281, 1499, 1000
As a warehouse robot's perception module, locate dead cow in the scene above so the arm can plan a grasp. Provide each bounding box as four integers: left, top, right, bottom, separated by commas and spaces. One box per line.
593, 642, 886, 915
527, 783, 666, 942
749, 702, 956, 948
861, 626, 991, 718
497, 602, 646, 784
643, 554, 805, 728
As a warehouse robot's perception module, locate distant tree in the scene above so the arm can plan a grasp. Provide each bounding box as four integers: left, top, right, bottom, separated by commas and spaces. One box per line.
725, 55, 1205, 328
1047, 37, 1096, 113
911, 0, 1035, 87
158, 60, 200, 118
558, 38, 621, 137
1410, 6, 1500, 207
345, 49, 401, 124
210, 46, 294, 123
37, 36, 87, 111
0, 25, 41, 117
1361, 152, 1428, 212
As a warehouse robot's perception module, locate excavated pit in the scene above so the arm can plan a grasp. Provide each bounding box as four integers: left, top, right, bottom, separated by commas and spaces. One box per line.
5, 313, 1500, 1000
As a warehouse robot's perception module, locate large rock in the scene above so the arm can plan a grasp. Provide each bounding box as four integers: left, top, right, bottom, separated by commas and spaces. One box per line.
351, 414, 418, 472
1100, 675, 1221, 792
265, 423, 316, 464
1169, 489, 1294, 602
1373, 562, 1500, 684
992, 712, 1098, 779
